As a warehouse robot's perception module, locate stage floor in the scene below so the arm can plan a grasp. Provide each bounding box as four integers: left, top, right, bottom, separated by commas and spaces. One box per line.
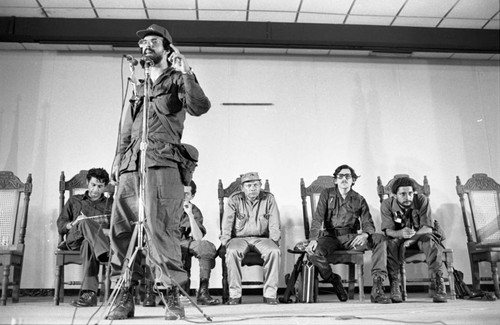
2, 292, 499, 325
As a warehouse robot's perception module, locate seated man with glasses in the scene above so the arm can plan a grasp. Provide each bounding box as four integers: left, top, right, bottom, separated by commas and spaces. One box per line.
305, 164, 391, 304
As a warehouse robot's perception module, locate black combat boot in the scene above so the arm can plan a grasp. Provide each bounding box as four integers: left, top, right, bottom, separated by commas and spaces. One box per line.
371, 275, 392, 304
165, 286, 185, 320
197, 278, 220, 305
433, 272, 448, 303
142, 279, 156, 307
106, 287, 135, 320
71, 290, 97, 307
329, 273, 348, 302
389, 274, 403, 303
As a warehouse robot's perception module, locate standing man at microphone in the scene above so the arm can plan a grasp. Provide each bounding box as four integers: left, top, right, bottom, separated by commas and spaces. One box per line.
107, 24, 211, 320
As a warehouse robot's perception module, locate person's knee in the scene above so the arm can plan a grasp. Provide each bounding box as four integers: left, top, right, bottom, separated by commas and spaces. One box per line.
199, 240, 217, 255
370, 233, 386, 244
225, 246, 242, 258
313, 245, 327, 257
386, 238, 400, 249
419, 233, 433, 242
268, 247, 281, 258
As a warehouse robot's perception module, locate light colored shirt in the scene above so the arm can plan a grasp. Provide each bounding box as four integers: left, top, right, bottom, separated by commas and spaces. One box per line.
220, 191, 281, 245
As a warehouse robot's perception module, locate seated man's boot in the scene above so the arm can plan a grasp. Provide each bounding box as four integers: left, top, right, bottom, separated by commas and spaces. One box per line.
197, 278, 220, 305
71, 290, 97, 307
329, 273, 348, 302
433, 272, 448, 303
226, 297, 242, 305
371, 275, 392, 304
106, 287, 135, 320
143, 280, 156, 307
165, 287, 186, 320
389, 274, 403, 303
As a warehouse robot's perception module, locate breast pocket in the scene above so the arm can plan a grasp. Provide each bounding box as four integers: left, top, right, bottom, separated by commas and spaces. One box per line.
235, 213, 248, 232
259, 214, 270, 232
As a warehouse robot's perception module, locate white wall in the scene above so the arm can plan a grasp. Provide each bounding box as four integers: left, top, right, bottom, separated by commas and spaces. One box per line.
0, 50, 498, 289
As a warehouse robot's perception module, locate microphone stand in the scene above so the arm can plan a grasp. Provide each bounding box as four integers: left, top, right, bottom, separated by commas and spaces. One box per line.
105, 58, 152, 318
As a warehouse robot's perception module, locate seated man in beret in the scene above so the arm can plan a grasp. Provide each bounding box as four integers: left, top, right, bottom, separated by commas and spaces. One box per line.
220, 172, 281, 305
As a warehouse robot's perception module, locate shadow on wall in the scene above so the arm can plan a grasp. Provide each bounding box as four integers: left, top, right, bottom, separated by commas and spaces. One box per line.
280, 205, 305, 287
435, 202, 494, 284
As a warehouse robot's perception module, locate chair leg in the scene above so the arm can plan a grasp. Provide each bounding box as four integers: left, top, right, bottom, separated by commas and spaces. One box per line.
1, 264, 10, 306
357, 263, 364, 302
445, 258, 456, 300
471, 259, 481, 292
491, 262, 500, 299
348, 264, 355, 300
314, 272, 319, 302
401, 262, 407, 301
12, 265, 21, 303
54, 264, 62, 305
60, 266, 67, 303
221, 256, 229, 304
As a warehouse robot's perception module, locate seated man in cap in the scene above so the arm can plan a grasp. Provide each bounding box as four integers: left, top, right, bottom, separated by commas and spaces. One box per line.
220, 172, 281, 305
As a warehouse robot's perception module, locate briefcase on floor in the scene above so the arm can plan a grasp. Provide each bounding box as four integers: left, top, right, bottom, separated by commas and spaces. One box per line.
297, 261, 318, 303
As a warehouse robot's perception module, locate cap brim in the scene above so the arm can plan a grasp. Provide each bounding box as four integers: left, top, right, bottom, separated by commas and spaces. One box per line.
136, 29, 164, 39
242, 179, 261, 183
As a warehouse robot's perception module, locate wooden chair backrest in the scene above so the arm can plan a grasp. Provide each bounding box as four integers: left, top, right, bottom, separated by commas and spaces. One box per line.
456, 173, 500, 245
377, 174, 430, 203
300, 176, 335, 240
0, 171, 32, 252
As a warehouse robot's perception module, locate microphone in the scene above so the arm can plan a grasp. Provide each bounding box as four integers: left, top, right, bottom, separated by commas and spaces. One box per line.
123, 54, 138, 66
140, 56, 154, 67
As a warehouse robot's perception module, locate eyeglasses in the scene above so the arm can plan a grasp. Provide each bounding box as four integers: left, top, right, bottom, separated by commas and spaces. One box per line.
336, 174, 352, 180
138, 38, 161, 48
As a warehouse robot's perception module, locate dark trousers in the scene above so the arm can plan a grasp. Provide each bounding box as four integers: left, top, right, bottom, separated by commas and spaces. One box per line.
109, 168, 188, 287
66, 220, 109, 292
386, 233, 443, 277
308, 233, 388, 280
180, 239, 217, 279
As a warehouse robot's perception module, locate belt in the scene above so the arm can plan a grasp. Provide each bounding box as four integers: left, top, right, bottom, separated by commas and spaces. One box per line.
325, 227, 357, 237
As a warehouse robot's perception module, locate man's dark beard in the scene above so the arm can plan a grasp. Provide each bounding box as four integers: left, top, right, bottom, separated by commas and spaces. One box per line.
143, 50, 163, 65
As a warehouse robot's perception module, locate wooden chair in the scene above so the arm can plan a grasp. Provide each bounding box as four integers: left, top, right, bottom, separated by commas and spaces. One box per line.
456, 173, 500, 298
377, 174, 456, 301
0, 171, 32, 306
54, 170, 114, 305
217, 177, 269, 304
285, 176, 365, 302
